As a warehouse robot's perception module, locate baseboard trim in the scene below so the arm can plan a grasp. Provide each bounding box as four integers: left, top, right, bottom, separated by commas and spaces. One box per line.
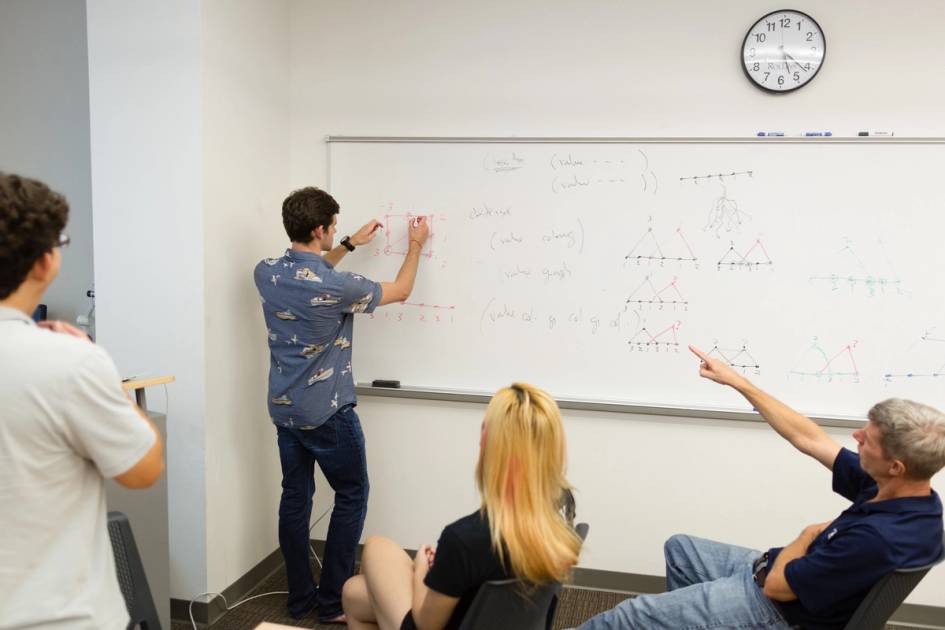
170, 547, 284, 627
172, 540, 945, 629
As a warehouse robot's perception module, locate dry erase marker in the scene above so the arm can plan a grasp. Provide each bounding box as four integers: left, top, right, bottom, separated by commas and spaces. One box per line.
804, 131, 833, 137
372, 379, 401, 388
857, 131, 895, 137
757, 132, 784, 137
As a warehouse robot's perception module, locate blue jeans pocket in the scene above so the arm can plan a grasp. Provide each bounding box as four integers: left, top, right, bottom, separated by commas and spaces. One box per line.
300, 417, 338, 451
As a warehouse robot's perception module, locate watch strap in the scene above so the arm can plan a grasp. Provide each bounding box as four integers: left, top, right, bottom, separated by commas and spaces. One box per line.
341, 236, 355, 252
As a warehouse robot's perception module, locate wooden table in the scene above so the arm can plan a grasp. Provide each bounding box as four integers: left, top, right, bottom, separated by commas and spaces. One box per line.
121, 375, 175, 408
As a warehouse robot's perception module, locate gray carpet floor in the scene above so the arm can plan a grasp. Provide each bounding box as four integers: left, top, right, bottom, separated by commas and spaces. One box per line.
170, 560, 917, 630
173, 582, 624, 629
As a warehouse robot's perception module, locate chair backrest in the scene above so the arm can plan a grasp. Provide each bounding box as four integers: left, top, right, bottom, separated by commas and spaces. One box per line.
456, 578, 561, 630
456, 522, 589, 630
107, 511, 162, 630
842, 532, 945, 630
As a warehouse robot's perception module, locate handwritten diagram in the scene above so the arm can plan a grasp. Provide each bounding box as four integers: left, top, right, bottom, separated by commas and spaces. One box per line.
628, 319, 682, 353
703, 184, 751, 237
625, 226, 698, 268
679, 170, 753, 185
883, 328, 945, 382
808, 238, 902, 297
717, 239, 773, 271
380, 210, 440, 259
708, 342, 761, 375
625, 274, 688, 310
790, 339, 861, 382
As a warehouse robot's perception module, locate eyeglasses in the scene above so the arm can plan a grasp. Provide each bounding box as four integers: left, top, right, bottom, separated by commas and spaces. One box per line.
56, 233, 70, 248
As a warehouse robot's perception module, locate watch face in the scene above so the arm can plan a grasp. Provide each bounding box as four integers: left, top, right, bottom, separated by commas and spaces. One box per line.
742, 10, 825, 93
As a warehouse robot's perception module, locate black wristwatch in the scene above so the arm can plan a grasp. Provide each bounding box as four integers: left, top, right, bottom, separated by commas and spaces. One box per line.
340, 236, 355, 252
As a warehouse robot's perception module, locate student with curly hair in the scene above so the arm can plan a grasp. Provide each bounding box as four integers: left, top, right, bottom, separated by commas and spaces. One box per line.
0, 173, 164, 629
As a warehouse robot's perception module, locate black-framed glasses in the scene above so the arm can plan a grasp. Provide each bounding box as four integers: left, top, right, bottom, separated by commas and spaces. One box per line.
56, 233, 70, 248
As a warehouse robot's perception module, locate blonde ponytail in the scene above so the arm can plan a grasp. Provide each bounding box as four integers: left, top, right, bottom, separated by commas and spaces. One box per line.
476, 383, 582, 583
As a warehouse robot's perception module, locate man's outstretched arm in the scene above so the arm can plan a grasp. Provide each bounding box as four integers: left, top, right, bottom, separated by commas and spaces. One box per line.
688, 345, 841, 470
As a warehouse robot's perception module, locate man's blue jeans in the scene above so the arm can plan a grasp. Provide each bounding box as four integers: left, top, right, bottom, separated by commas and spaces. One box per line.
576, 535, 793, 629
276, 405, 369, 622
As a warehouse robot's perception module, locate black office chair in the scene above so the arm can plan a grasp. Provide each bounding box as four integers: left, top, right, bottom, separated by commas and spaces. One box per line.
456, 522, 590, 630
107, 511, 162, 630
842, 532, 945, 630
457, 578, 561, 630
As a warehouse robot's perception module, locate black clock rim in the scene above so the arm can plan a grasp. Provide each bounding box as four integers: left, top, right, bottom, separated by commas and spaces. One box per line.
739, 8, 827, 94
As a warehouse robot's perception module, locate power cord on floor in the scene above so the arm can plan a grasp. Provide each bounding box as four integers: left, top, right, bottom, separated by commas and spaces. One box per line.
189, 590, 289, 629
187, 502, 334, 628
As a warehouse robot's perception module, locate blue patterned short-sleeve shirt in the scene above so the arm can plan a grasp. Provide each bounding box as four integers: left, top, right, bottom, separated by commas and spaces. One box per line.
254, 249, 381, 428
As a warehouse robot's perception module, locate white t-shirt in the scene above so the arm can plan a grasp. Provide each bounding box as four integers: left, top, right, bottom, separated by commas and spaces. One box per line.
0, 306, 156, 630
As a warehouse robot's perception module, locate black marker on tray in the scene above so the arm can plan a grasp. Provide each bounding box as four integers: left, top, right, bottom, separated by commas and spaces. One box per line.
372, 379, 401, 388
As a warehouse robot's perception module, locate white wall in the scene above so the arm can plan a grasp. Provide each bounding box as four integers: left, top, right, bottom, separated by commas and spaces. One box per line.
202, 0, 291, 593
0, 0, 94, 323
287, 0, 945, 607
86, 0, 208, 599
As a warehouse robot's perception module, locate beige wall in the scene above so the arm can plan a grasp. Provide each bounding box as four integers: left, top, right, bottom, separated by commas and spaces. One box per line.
286, 0, 945, 607
202, 0, 291, 594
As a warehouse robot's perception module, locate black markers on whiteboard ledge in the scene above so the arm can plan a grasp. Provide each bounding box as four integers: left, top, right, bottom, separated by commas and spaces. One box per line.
857, 131, 895, 137
372, 379, 401, 388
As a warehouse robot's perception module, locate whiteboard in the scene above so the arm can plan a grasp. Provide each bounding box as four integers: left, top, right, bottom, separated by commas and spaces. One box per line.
329, 139, 945, 419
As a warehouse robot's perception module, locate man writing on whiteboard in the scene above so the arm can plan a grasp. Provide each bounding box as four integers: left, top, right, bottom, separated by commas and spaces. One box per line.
576, 344, 944, 630
254, 186, 429, 624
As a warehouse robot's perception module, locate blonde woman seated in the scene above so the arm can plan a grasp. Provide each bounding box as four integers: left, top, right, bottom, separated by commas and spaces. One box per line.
343, 383, 582, 630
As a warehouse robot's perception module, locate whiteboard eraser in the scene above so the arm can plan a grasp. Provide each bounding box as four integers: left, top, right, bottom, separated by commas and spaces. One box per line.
372, 379, 401, 388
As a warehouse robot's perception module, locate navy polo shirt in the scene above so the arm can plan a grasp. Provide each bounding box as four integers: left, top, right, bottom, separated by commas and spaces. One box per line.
254, 249, 381, 429
766, 448, 943, 630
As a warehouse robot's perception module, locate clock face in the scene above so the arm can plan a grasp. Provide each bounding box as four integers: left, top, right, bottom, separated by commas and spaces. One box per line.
742, 10, 825, 93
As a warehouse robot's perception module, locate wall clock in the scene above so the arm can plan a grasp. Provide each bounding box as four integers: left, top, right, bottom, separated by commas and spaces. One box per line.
742, 10, 825, 93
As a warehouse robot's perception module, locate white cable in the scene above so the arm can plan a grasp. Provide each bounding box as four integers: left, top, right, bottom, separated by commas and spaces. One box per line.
187, 436, 336, 625
188, 590, 289, 629
308, 503, 334, 569
185, 504, 335, 627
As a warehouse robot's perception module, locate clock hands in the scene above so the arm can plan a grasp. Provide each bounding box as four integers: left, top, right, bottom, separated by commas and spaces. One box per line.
784, 50, 808, 72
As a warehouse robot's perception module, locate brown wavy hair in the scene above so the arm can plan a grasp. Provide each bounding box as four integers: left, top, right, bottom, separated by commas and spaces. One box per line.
282, 186, 339, 243
0, 173, 69, 299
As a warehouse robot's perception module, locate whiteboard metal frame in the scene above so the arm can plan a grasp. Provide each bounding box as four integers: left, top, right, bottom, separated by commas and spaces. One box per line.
327, 135, 945, 145
355, 384, 865, 429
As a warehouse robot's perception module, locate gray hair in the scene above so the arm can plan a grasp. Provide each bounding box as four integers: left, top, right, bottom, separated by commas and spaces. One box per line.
868, 398, 945, 480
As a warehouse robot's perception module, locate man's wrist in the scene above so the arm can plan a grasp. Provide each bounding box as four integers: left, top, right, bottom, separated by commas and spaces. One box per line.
340, 236, 356, 252
409, 239, 423, 250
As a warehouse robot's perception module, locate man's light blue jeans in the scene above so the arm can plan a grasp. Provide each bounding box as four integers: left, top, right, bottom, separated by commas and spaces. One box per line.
575, 535, 793, 630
